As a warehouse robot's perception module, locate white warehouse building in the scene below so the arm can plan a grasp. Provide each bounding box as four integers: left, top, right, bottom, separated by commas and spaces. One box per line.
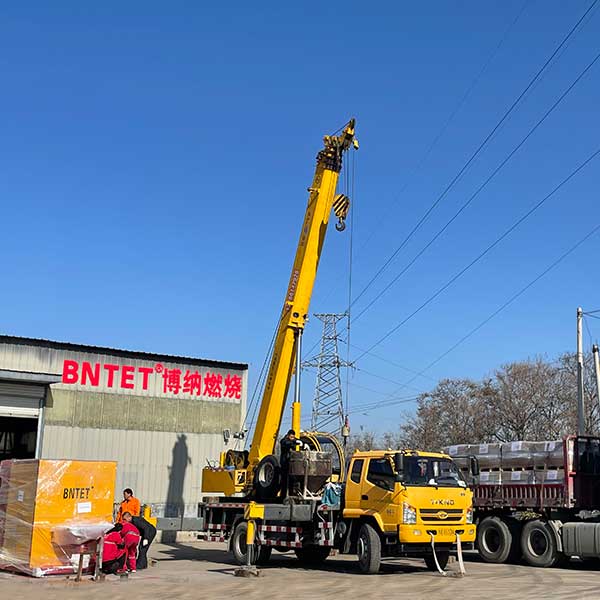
0, 335, 247, 518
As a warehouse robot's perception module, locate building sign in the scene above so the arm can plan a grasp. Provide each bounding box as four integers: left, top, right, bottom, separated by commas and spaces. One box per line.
61, 359, 242, 400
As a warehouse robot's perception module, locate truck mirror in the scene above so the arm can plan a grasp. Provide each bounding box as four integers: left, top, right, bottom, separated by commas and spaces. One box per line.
394, 452, 404, 480
470, 456, 480, 477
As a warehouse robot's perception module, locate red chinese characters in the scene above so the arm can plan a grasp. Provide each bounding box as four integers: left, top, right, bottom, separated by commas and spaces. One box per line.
224, 374, 242, 399
182, 370, 202, 396
61, 359, 243, 399
203, 372, 223, 398
162, 368, 182, 394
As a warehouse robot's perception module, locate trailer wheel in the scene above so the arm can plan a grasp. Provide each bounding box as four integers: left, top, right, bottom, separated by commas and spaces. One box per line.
357, 523, 381, 574
521, 520, 560, 568
231, 521, 257, 566
253, 455, 281, 501
294, 546, 331, 565
477, 516, 515, 564
424, 550, 450, 571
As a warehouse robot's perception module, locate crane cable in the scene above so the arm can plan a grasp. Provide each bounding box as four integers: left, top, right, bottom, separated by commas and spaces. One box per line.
345, 150, 355, 419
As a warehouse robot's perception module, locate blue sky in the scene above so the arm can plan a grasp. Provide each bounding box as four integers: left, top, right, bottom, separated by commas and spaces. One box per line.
1, 2, 599, 435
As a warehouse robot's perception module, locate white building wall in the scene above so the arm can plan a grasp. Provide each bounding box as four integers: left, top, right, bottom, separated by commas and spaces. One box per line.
42, 426, 227, 515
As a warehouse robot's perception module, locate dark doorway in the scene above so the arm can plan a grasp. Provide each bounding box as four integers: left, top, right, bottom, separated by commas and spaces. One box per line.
0, 416, 38, 461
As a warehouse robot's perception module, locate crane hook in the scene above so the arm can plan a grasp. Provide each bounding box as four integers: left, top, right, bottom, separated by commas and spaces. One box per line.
333, 194, 350, 232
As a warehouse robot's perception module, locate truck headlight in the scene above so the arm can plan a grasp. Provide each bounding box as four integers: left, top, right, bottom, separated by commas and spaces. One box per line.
402, 502, 417, 525
466, 507, 473, 524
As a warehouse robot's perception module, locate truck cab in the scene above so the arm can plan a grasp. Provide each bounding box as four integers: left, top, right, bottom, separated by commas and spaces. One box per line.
343, 450, 476, 572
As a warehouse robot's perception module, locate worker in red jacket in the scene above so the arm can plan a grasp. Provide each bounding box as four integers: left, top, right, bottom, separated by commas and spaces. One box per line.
101, 526, 127, 575
120, 512, 141, 572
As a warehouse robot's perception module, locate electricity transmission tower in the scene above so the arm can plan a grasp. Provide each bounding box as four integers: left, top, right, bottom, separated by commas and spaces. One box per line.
302, 313, 352, 433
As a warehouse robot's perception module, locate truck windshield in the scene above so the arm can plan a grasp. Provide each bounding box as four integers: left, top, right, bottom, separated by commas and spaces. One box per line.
403, 456, 465, 487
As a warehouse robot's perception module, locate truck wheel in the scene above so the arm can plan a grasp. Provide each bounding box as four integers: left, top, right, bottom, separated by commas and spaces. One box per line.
254, 455, 281, 501
521, 520, 560, 568
424, 550, 450, 571
357, 523, 381, 574
477, 516, 515, 563
256, 546, 272, 565
231, 521, 257, 566
294, 546, 331, 565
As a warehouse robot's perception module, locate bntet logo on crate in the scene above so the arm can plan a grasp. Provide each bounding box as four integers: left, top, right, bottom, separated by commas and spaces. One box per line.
60, 359, 242, 399
62, 486, 93, 500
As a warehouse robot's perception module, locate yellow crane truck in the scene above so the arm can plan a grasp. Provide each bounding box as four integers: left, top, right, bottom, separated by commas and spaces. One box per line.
198, 119, 477, 573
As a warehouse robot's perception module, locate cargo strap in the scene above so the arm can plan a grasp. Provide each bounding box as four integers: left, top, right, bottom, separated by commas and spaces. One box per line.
429, 534, 447, 577
456, 533, 466, 576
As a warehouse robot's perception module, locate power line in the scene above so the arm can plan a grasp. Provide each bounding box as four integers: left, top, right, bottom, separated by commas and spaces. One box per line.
348, 343, 437, 383
350, 0, 598, 309
353, 0, 529, 258
352, 48, 600, 322
383, 222, 600, 399
355, 146, 600, 361
315, 2, 529, 308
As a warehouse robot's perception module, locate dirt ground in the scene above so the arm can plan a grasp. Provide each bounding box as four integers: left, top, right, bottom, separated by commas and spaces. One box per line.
1, 542, 599, 600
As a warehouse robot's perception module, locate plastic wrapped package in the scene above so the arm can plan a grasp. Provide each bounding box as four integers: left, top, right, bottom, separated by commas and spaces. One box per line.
504, 470, 536, 484
0, 459, 116, 577
500, 441, 563, 469
478, 471, 502, 485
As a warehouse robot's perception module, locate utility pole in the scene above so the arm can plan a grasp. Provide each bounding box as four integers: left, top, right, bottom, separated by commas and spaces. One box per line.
577, 307, 585, 436
593, 344, 600, 413
302, 313, 352, 435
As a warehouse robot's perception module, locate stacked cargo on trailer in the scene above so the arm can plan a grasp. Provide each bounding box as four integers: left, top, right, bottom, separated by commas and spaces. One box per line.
446, 435, 600, 567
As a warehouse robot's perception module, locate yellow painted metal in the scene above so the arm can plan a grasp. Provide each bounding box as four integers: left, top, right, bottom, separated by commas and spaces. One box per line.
246, 519, 256, 545
291, 401, 301, 436
343, 450, 475, 540
246, 120, 357, 469
202, 468, 247, 495
142, 504, 158, 528
244, 501, 265, 520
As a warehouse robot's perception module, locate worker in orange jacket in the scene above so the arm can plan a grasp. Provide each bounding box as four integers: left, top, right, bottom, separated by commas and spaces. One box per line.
117, 488, 141, 522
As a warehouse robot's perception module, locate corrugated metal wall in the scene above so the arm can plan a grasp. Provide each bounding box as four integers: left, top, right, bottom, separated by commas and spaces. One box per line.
43, 425, 229, 515
0, 338, 249, 515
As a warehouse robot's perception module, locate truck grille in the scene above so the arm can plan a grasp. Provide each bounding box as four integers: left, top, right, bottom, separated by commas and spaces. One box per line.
419, 508, 463, 522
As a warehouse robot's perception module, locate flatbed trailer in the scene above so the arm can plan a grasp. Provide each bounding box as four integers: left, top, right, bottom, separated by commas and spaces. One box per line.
446, 435, 600, 567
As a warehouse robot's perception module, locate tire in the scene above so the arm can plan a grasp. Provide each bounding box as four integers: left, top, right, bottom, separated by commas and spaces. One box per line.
231, 521, 257, 566
521, 520, 560, 568
256, 546, 272, 565
254, 455, 281, 501
424, 550, 450, 571
294, 546, 331, 565
357, 523, 381, 574
477, 516, 515, 564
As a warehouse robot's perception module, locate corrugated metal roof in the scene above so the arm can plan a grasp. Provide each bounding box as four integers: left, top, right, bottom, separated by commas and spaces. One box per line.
0, 334, 248, 371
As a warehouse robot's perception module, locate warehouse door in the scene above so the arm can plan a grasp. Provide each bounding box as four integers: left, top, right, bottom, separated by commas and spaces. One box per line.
0, 382, 45, 460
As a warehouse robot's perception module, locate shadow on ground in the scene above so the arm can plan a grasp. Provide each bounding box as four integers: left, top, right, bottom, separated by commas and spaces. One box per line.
156, 543, 435, 576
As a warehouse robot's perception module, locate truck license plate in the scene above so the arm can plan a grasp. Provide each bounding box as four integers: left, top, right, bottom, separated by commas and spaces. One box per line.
439, 528, 454, 536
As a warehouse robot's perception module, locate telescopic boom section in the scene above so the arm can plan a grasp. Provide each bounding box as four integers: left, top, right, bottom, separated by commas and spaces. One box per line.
247, 119, 358, 467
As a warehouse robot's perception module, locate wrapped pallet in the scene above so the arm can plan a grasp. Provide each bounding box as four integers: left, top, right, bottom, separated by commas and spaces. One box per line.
0, 459, 116, 577
500, 441, 563, 469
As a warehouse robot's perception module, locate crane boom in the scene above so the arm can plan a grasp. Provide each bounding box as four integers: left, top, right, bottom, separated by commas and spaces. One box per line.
201, 119, 357, 498
247, 119, 357, 467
